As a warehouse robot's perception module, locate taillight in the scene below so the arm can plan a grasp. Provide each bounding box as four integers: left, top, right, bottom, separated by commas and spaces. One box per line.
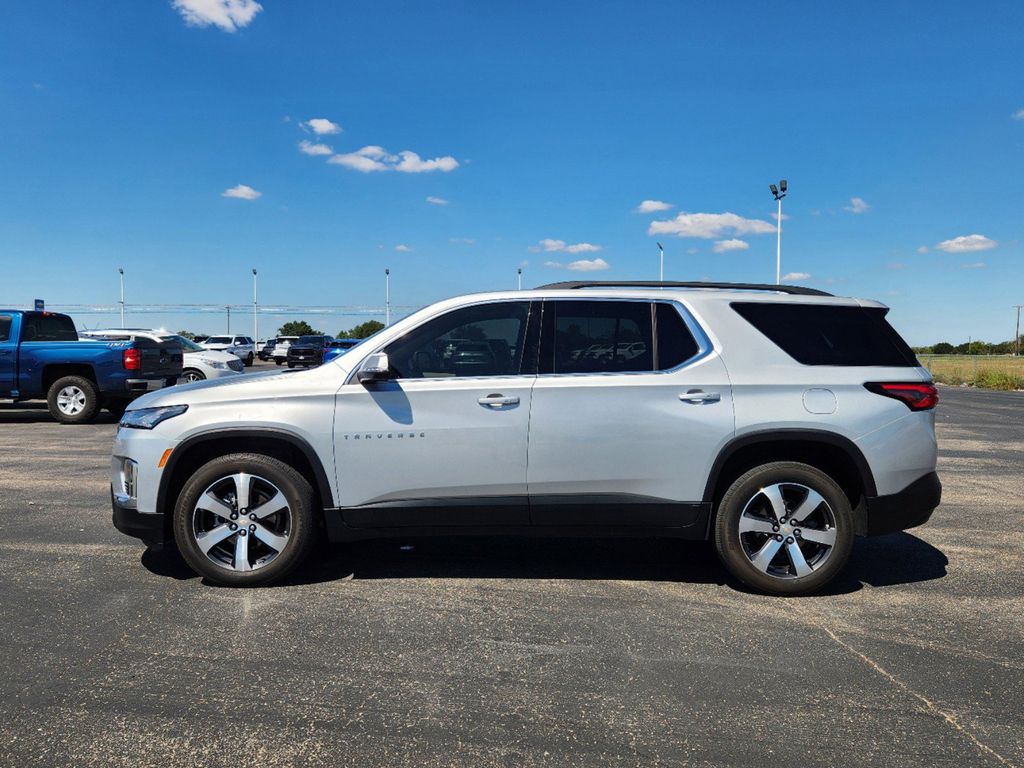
864, 382, 938, 411
123, 348, 141, 371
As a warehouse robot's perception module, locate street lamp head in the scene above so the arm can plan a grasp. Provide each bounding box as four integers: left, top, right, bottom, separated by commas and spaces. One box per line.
779, 179, 788, 193
385, 268, 390, 276
252, 268, 257, 276
657, 242, 664, 251
769, 184, 779, 196
118, 267, 124, 275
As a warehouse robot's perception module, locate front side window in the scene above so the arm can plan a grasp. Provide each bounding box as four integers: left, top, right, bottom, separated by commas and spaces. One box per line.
384, 302, 531, 379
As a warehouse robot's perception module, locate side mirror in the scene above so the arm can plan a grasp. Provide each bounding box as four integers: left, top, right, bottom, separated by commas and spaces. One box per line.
356, 352, 392, 384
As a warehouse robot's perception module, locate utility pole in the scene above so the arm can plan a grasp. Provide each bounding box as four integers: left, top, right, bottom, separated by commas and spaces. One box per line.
385, 268, 391, 326
657, 242, 664, 282
1015, 305, 1022, 356
252, 269, 258, 342
118, 267, 125, 326
226, 306, 231, 334
517, 267, 522, 290
769, 180, 788, 284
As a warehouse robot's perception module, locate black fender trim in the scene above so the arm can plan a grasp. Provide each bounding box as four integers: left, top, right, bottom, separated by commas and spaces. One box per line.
702, 429, 878, 504
156, 428, 335, 516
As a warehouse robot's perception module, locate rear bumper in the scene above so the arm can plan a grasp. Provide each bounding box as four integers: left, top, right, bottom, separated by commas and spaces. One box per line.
863, 471, 941, 536
112, 489, 167, 544
125, 377, 177, 393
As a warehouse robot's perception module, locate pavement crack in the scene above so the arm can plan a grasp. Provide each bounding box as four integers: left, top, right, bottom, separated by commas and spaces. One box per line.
806, 611, 1017, 768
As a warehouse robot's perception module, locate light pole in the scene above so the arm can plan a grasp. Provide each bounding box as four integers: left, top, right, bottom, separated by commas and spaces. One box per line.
226, 306, 231, 334
385, 268, 391, 326
1014, 305, 1022, 356
657, 242, 664, 282
769, 179, 788, 284
517, 267, 523, 290
118, 267, 125, 326
252, 268, 258, 342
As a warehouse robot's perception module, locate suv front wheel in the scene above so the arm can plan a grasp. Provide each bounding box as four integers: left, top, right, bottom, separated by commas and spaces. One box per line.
173, 453, 317, 586
714, 462, 854, 596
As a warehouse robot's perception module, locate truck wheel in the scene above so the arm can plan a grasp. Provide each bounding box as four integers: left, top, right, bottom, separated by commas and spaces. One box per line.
714, 462, 854, 596
47, 375, 100, 424
173, 453, 318, 587
275, 359, 283, 366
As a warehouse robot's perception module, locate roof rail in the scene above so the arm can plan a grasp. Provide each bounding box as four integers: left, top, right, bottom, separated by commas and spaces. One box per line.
534, 280, 833, 297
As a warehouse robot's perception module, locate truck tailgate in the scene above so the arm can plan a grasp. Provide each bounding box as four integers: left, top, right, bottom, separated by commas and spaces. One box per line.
133, 338, 183, 378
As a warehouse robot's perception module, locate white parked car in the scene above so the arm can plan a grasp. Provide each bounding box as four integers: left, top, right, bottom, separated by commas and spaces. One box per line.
270, 336, 299, 365
80, 329, 244, 382
112, 281, 940, 594
201, 335, 255, 366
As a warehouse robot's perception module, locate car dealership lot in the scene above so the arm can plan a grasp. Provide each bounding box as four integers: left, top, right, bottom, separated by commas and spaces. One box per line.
0, 383, 1021, 767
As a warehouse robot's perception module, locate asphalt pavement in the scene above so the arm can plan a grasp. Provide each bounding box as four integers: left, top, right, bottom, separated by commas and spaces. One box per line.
0, 380, 1021, 767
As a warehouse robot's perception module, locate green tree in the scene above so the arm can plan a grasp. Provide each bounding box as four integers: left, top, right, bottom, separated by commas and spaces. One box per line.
340, 320, 385, 339
932, 342, 955, 354
176, 330, 197, 341
278, 320, 320, 337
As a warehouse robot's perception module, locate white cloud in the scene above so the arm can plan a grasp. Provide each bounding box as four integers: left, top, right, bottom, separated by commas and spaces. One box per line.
172, 0, 262, 32
395, 244, 412, 252
782, 271, 811, 281
221, 184, 261, 200
712, 238, 749, 253
534, 238, 602, 254
648, 212, 776, 239
916, 246, 929, 254
303, 118, 342, 135
771, 211, 790, 221
1012, 109, 1024, 121
635, 199, 673, 214
449, 237, 475, 245
936, 234, 997, 253
426, 196, 449, 205
545, 258, 611, 272
327, 145, 458, 174
518, 260, 529, 268
961, 262, 987, 269
298, 140, 333, 156
687, 247, 698, 255
844, 197, 870, 214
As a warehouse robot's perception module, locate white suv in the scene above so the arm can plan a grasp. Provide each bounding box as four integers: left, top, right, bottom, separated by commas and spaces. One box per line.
201, 335, 255, 366
111, 281, 940, 595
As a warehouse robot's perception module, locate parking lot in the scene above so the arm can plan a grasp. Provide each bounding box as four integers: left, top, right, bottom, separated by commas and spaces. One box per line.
0, 381, 1021, 767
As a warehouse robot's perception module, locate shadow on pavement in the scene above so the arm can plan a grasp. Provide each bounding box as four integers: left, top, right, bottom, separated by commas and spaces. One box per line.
0, 402, 120, 425
141, 530, 947, 594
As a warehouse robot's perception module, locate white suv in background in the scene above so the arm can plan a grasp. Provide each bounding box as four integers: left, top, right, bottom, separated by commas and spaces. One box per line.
201, 335, 255, 366
80, 330, 245, 382
111, 281, 940, 595
270, 336, 299, 365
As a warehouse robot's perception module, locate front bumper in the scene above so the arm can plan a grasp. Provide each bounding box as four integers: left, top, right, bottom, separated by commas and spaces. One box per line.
112, 489, 167, 544
862, 471, 941, 536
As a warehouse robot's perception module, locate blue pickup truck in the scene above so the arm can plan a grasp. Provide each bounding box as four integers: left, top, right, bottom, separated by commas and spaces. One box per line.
0, 310, 183, 424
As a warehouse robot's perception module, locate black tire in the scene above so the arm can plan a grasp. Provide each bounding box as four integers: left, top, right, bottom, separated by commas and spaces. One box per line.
46, 375, 100, 424
173, 453, 318, 587
181, 368, 206, 383
245, 353, 254, 367
275, 359, 283, 366
714, 461, 854, 596
287, 361, 295, 368
105, 398, 130, 418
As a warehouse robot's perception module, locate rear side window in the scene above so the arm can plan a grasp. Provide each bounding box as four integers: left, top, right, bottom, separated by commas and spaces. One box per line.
0, 315, 11, 342
656, 303, 700, 370
20, 313, 78, 342
732, 302, 918, 367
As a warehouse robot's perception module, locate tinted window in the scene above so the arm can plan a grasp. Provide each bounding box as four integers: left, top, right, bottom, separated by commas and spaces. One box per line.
206, 336, 231, 344
0, 315, 11, 342
732, 302, 918, 367
546, 301, 653, 374
297, 336, 321, 345
21, 313, 77, 342
385, 302, 530, 379
656, 303, 700, 369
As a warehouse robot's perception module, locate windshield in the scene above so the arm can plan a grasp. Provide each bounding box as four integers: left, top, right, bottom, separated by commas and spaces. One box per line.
161, 335, 204, 353
206, 336, 231, 344
297, 335, 322, 345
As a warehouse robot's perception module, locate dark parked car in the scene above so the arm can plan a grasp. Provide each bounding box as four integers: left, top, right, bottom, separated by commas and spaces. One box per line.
286, 335, 335, 368
258, 338, 277, 361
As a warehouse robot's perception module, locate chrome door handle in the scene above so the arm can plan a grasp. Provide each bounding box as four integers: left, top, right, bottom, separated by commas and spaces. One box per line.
478, 394, 520, 408
679, 390, 720, 404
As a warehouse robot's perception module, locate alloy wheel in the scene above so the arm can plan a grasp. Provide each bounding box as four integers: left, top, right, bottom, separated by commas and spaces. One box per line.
56, 386, 87, 416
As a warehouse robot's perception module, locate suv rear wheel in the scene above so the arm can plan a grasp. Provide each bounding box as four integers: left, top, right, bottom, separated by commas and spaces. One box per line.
714, 461, 854, 596
173, 453, 317, 586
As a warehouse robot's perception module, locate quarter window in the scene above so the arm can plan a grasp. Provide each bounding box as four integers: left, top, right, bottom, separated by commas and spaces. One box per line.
384, 302, 531, 379
0, 315, 11, 342
656, 303, 700, 370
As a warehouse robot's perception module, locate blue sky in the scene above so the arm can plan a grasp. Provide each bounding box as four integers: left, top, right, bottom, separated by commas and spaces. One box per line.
1, 0, 1021, 344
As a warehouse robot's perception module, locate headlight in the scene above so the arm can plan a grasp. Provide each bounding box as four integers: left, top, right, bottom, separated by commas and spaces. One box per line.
120, 404, 189, 430
208, 360, 228, 369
